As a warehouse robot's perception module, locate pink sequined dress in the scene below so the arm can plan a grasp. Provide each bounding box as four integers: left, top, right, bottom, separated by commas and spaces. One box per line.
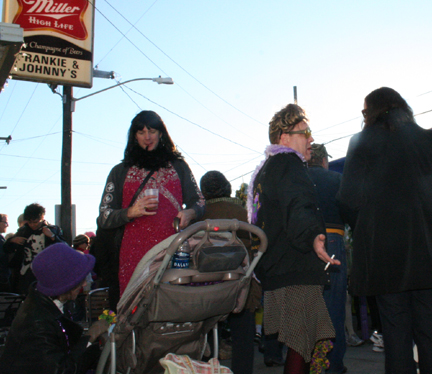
119, 165, 182, 294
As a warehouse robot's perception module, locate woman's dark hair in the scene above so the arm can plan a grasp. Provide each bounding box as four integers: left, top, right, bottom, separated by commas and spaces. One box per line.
200, 171, 232, 200
24, 203, 46, 221
363, 87, 415, 130
123, 111, 182, 169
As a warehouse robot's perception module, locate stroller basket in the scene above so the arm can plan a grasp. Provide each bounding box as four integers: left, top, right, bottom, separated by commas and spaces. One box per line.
96, 219, 267, 374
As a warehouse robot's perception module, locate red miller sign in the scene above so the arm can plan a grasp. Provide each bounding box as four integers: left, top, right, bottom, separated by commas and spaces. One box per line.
3, 0, 95, 87
13, 0, 89, 39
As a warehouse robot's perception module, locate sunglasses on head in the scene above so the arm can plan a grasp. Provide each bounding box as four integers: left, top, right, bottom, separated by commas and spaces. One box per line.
284, 127, 312, 139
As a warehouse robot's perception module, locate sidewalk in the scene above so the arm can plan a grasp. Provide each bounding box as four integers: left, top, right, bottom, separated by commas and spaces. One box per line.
221, 340, 385, 373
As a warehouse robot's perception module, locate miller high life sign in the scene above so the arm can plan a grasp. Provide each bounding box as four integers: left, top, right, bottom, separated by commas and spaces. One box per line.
2, 0, 95, 87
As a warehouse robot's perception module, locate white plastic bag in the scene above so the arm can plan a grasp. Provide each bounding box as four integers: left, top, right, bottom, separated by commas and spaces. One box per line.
159, 353, 233, 374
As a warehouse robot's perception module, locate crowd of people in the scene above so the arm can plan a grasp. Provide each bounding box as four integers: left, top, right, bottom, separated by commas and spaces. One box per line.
0, 87, 431, 374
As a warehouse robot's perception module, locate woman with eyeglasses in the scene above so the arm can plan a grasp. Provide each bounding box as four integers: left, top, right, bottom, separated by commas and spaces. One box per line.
248, 103, 339, 374
338, 87, 432, 374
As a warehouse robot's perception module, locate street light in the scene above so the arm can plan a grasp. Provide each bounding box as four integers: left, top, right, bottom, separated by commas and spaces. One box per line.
70, 76, 174, 109
59, 76, 174, 244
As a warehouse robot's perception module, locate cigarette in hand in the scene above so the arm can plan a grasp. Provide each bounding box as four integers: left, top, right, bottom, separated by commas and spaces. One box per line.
324, 254, 335, 271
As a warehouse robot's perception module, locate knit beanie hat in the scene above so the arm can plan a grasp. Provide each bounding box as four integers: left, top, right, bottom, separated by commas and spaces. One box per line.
72, 234, 90, 248
200, 171, 232, 200
33, 243, 95, 297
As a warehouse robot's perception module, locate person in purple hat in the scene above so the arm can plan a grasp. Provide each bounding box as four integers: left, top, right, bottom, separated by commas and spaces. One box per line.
0, 243, 109, 374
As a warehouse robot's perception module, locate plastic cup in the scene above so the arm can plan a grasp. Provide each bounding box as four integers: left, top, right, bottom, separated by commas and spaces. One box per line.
144, 188, 158, 201
144, 189, 158, 210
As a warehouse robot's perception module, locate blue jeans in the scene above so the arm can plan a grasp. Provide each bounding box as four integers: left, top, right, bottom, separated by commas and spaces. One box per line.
323, 233, 347, 374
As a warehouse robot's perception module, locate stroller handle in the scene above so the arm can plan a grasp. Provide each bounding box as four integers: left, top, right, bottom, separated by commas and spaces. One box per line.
166, 219, 267, 257
153, 219, 267, 286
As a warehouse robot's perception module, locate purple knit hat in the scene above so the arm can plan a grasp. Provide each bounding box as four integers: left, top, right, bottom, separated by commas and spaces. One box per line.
33, 243, 95, 297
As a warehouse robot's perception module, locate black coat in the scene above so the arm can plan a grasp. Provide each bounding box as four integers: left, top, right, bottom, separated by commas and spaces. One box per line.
0, 287, 97, 374
337, 109, 432, 296
3, 222, 66, 294
308, 166, 350, 229
250, 146, 329, 291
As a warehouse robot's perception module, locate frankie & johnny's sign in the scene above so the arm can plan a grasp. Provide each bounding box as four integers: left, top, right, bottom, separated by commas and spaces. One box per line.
2, 0, 95, 87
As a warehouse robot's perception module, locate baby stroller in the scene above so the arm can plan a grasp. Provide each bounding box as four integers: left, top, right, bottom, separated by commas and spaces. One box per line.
96, 218, 267, 374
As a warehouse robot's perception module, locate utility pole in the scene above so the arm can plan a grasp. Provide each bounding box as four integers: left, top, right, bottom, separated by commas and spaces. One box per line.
61, 85, 73, 244
58, 74, 173, 244
293, 86, 298, 104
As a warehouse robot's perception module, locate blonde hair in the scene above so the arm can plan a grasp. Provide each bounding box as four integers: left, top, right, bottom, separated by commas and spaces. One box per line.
269, 104, 308, 144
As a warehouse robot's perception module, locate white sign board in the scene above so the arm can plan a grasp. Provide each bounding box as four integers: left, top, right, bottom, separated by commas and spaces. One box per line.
2, 0, 95, 87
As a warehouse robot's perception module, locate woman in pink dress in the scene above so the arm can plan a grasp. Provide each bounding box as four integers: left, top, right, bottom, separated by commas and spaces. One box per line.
97, 111, 205, 309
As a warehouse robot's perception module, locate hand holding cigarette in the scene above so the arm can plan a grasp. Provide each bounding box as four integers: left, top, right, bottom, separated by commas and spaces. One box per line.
324, 254, 336, 271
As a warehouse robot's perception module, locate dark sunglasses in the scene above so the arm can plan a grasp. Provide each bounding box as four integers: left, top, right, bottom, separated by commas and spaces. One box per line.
284, 127, 312, 139
0, 221, 8, 226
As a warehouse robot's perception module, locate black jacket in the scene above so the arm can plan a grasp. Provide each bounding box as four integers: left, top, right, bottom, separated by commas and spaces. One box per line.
308, 166, 351, 229
337, 109, 432, 296
250, 146, 329, 291
3, 222, 65, 294
0, 287, 96, 374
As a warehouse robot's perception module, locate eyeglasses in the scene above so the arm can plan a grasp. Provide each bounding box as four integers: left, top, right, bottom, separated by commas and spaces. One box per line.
0, 221, 8, 226
362, 109, 367, 118
284, 127, 312, 139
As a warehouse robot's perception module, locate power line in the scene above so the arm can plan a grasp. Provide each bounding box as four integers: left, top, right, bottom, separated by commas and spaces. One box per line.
1, 171, 60, 209
0, 153, 116, 165
323, 133, 356, 145
0, 81, 17, 124
74, 131, 125, 148
414, 109, 432, 117
176, 145, 207, 173
1, 113, 61, 194
93, 3, 167, 73
118, 84, 143, 110
1, 84, 39, 144
10, 132, 62, 142
96, 5, 256, 138
314, 116, 361, 134
230, 170, 254, 183
223, 154, 263, 174
100, 0, 264, 127
121, 84, 262, 154
95, 0, 160, 67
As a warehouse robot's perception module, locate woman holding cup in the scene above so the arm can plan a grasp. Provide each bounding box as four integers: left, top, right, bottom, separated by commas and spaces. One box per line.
97, 111, 205, 304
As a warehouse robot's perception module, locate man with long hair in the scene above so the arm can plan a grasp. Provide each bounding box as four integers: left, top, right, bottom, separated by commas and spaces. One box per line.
338, 87, 432, 373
